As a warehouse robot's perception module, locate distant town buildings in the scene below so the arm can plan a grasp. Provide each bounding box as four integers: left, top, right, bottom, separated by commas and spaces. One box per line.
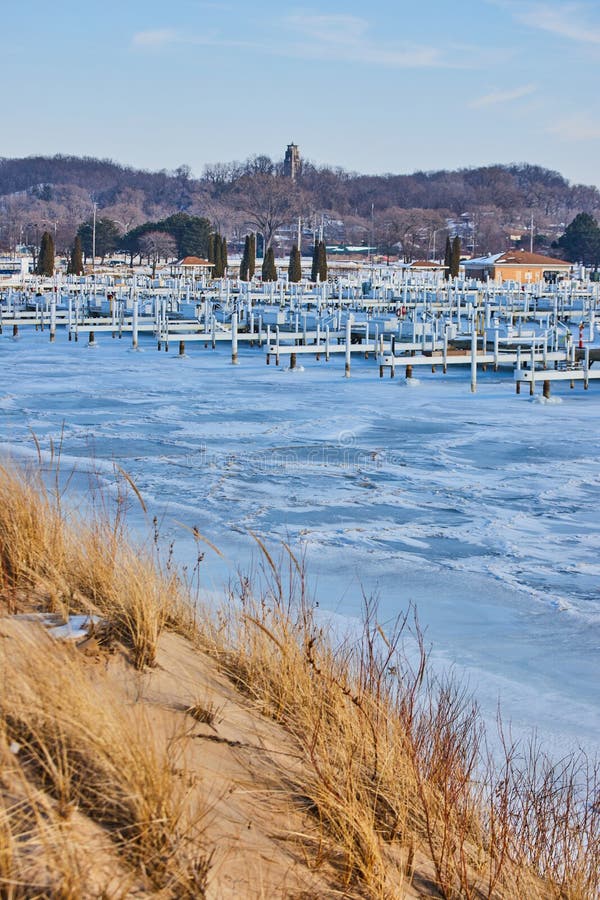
283, 143, 301, 180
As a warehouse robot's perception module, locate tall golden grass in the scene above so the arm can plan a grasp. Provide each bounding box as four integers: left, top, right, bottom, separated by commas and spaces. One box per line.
203, 541, 599, 899
0, 460, 194, 667
0, 458, 597, 899
0, 624, 210, 898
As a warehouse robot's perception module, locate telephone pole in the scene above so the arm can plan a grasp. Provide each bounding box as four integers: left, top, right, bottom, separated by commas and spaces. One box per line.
92, 202, 97, 273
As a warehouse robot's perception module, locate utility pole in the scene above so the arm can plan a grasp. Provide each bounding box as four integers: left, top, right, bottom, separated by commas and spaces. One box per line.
92, 202, 97, 273
530, 211, 534, 254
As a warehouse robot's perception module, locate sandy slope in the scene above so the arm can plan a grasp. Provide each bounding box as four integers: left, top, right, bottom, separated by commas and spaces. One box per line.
0, 617, 434, 898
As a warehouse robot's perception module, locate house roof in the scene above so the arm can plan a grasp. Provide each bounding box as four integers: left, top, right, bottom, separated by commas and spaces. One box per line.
174, 256, 213, 267
464, 250, 571, 268
495, 250, 571, 267
410, 260, 446, 269
463, 253, 503, 267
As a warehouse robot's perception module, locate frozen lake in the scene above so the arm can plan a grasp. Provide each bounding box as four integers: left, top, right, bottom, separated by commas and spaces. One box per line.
1, 329, 599, 759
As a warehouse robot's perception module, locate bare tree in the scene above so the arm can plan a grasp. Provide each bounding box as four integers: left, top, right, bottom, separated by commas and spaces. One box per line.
139, 231, 177, 276
233, 173, 302, 250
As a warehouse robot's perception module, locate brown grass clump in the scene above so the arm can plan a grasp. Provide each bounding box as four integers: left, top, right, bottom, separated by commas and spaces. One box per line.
0, 460, 194, 667
0, 458, 598, 899
202, 541, 600, 900
0, 624, 210, 897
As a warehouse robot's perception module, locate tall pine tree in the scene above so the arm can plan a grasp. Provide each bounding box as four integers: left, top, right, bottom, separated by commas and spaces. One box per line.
443, 235, 452, 280
213, 234, 223, 278
248, 233, 256, 278
207, 233, 215, 264
67, 235, 84, 275
36, 231, 55, 276
318, 240, 328, 282
310, 240, 319, 282
221, 237, 228, 275
262, 246, 277, 282
450, 236, 461, 279
288, 244, 302, 282
239, 235, 250, 281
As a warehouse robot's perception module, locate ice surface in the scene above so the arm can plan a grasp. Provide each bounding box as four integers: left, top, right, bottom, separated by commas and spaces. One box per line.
47, 614, 101, 641
1, 329, 599, 758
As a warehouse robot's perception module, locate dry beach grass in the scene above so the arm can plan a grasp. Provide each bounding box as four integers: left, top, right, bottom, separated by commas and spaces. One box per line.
0, 458, 598, 898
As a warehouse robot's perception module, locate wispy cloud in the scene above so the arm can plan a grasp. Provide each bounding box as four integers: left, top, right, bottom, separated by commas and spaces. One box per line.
132, 29, 181, 48
470, 83, 537, 108
131, 28, 248, 50
283, 12, 448, 68
132, 12, 499, 69
547, 114, 600, 140
494, 2, 600, 45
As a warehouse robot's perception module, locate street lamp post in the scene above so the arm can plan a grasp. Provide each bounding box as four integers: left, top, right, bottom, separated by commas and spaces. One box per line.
431, 227, 447, 263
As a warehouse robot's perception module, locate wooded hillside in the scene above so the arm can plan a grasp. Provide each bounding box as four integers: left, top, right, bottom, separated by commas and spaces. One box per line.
1, 153, 599, 259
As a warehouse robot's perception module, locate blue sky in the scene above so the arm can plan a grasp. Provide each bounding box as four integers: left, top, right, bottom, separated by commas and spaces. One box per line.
3, 1, 600, 186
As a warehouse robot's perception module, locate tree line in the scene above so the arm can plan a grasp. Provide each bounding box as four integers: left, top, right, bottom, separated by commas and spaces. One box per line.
32, 211, 600, 279
5, 153, 600, 271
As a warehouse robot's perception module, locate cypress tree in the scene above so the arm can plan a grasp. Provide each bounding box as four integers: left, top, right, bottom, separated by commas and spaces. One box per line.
67, 235, 84, 275
310, 240, 319, 282
443, 235, 452, 280
262, 246, 277, 282
248, 233, 256, 278
36, 231, 55, 276
207, 233, 215, 264
318, 240, 328, 282
240, 235, 249, 281
450, 236, 461, 279
221, 237, 228, 275
288, 244, 301, 283
213, 234, 223, 278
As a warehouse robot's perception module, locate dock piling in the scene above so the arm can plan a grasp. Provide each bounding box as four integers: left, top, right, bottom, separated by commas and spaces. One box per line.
345, 317, 351, 377
231, 309, 239, 365
132, 299, 139, 349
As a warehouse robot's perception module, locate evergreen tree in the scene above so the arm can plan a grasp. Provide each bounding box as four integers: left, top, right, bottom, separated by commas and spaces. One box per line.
239, 235, 250, 281
444, 235, 452, 280
67, 235, 84, 275
213, 234, 223, 278
262, 246, 277, 282
450, 236, 461, 279
207, 233, 215, 264
310, 240, 319, 282
77, 218, 120, 262
556, 213, 600, 267
318, 240, 328, 282
36, 231, 55, 276
221, 237, 228, 274
158, 212, 211, 258
288, 244, 302, 283
248, 233, 256, 278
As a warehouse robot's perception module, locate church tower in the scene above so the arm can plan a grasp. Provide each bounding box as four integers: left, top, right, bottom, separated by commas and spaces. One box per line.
283, 143, 301, 179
